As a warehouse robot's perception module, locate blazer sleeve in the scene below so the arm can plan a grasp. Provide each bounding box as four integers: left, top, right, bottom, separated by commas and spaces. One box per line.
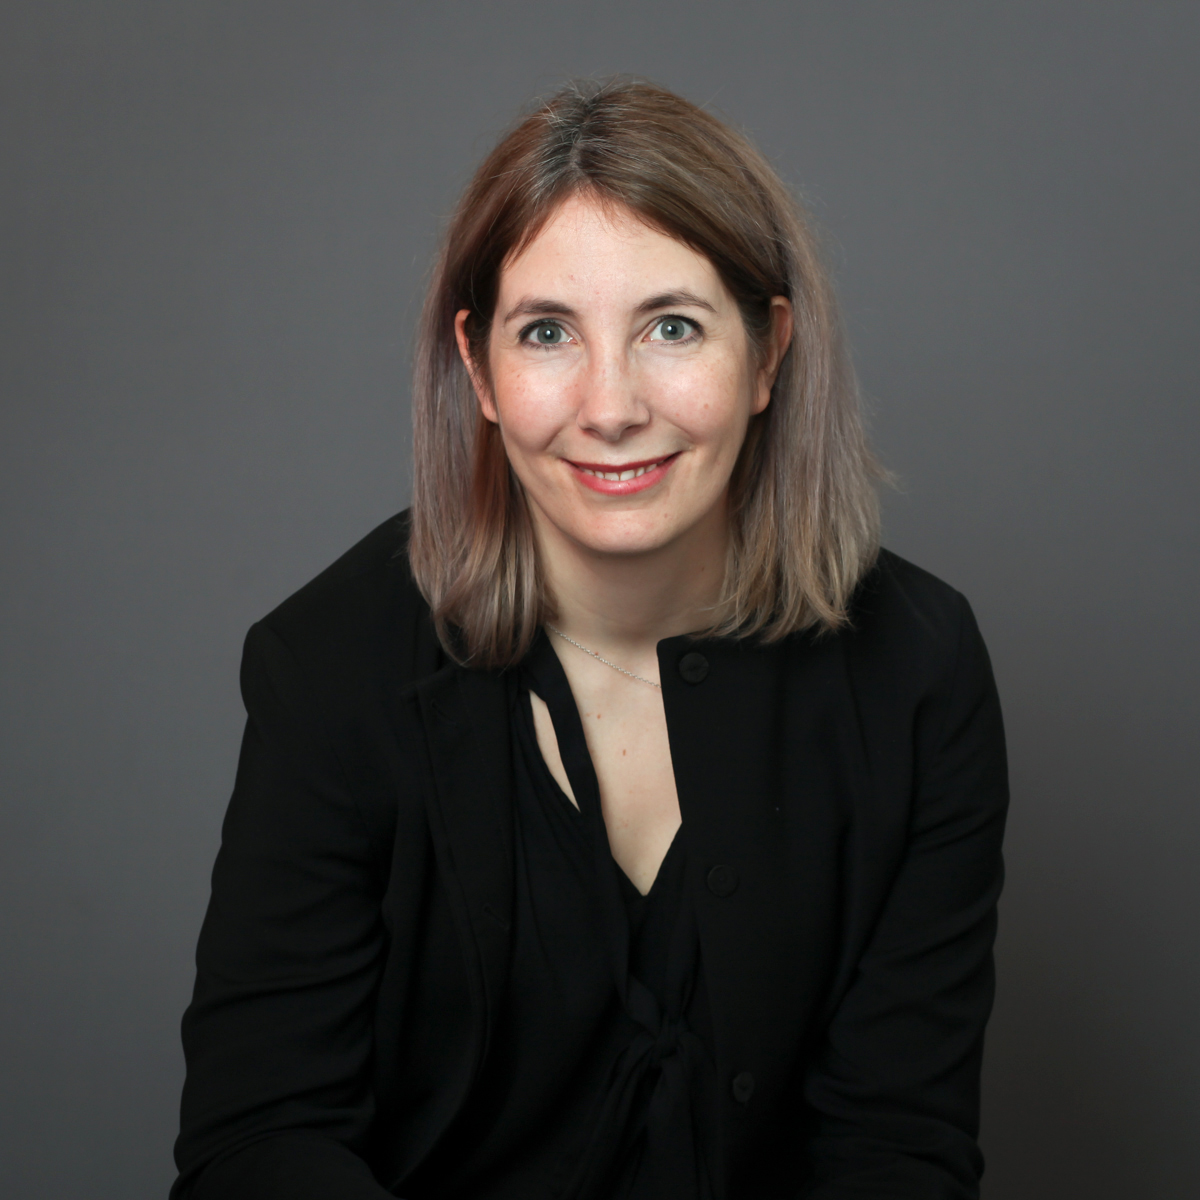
171, 621, 396, 1200
801, 593, 1009, 1199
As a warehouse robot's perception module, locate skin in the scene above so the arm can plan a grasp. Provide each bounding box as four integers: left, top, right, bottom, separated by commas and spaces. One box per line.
456, 191, 792, 894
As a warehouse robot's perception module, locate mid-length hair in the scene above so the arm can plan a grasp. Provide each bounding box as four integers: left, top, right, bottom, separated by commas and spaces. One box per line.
410, 79, 882, 667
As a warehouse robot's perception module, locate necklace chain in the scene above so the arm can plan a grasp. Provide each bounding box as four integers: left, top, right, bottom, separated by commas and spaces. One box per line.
545, 624, 662, 689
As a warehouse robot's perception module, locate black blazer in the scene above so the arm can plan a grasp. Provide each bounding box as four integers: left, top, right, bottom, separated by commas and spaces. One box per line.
172, 513, 1008, 1200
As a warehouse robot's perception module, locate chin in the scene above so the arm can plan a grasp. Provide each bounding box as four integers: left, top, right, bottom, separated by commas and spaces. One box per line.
562, 513, 692, 559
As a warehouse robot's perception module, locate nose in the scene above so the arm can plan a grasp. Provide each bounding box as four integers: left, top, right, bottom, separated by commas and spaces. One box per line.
575, 347, 650, 443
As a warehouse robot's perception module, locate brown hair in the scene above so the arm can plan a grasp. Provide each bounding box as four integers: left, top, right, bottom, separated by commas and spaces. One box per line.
410, 79, 882, 666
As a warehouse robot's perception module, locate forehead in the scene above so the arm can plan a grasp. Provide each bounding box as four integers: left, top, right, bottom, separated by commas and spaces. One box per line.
498, 192, 725, 302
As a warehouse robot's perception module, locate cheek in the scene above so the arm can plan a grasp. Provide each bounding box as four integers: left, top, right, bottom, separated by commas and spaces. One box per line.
649, 356, 754, 444
489, 361, 571, 454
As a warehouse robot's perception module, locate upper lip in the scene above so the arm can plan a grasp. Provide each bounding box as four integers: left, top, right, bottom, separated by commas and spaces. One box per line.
567, 453, 677, 472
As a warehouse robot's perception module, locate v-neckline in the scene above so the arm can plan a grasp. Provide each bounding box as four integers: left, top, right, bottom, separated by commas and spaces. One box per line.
521, 630, 679, 898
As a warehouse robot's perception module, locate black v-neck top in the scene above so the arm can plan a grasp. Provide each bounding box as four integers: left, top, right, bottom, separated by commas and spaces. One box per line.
429, 631, 717, 1200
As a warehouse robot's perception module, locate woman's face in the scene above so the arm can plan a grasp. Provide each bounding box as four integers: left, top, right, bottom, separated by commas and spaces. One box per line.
456, 192, 790, 561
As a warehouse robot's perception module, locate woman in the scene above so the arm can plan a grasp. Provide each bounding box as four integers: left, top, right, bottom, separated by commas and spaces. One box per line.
173, 81, 1007, 1200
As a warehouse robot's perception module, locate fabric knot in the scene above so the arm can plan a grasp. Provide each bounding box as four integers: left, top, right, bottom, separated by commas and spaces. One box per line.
649, 1015, 685, 1065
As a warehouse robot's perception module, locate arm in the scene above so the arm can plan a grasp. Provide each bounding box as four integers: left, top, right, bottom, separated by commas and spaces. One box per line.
172, 621, 396, 1200
802, 594, 1009, 1199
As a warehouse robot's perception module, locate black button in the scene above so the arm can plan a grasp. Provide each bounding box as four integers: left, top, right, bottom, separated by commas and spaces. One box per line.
732, 1071, 755, 1103
678, 652, 709, 684
706, 864, 738, 898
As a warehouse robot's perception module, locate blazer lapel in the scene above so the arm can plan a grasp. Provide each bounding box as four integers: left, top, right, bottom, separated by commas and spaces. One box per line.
658, 633, 866, 1129
414, 664, 515, 1068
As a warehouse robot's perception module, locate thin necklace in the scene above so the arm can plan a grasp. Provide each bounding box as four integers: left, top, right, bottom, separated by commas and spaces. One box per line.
545, 623, 661, 690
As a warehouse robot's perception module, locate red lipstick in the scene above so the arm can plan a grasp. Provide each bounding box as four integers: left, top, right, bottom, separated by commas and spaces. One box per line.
568, 452, 679, 496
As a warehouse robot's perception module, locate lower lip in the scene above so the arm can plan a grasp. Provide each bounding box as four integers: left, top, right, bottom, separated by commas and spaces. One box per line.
569, 454, 679, 496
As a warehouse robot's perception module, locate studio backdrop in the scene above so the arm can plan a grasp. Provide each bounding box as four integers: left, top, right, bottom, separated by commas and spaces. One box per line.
1, 3, 1197, 1197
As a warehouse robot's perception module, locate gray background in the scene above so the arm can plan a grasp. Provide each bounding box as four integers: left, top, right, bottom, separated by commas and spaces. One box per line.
2, 2, 1197, 1196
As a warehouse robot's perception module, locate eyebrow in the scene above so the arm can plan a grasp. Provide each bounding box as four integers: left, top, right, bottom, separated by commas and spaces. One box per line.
501, 289, 718, 325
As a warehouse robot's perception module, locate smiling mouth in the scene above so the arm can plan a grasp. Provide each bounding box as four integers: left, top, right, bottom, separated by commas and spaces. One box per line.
570, 453, 679, 482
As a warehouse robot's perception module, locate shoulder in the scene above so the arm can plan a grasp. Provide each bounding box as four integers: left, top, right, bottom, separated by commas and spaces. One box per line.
840, 547, 992, 703
852, 548, 971, 644
249, 509, 442, 700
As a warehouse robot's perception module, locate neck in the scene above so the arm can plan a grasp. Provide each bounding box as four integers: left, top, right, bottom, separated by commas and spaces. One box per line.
533, 503, 729, 654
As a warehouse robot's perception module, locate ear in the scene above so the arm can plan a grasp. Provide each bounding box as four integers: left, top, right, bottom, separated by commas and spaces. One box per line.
454, 309, 499, 424
752, 296, 794, 415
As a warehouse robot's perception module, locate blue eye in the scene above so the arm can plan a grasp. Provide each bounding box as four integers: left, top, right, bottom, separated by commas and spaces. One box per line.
649, 316, 697, 343
526, 321, 567, 345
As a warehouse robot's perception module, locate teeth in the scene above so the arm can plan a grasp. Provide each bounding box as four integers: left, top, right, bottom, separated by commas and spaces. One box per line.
581, 459, 665, 481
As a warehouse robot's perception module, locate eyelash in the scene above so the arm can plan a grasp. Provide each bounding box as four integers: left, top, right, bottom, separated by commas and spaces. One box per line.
518, 315, 704, 348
